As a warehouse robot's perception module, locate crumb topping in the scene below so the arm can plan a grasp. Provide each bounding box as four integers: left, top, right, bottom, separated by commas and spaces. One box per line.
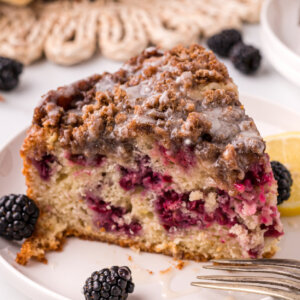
29, 45, 265, 188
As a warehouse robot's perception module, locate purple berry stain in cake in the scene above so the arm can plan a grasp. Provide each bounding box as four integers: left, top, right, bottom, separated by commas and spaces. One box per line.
65, 152, 105, 167
158, 145, 196, 169
118, 155, 282, 250
155, 189, 238, 232
85, 192, 142, 236
234, 161, 283, 239
30, 154, 55, 180
119, 156, 172, 191
116, 155, 282, 257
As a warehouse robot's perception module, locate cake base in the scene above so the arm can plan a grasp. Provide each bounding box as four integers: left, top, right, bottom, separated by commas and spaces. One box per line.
16, 226, 277, 265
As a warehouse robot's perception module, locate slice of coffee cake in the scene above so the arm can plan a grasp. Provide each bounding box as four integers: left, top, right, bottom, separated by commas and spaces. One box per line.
17, 45, 283, 265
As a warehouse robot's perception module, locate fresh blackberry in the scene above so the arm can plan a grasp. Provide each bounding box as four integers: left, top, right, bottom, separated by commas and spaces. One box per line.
0, 56, 23, 91
0, 194, 39, 240
229, 42, 261, 74
207, 29, 242, 57
83, 266, 134, 300
271, 161, 293, 205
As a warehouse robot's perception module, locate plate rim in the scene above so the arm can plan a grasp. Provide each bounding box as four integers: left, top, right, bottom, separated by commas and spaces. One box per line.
0, 255, 67, 300
0, 93, 300, 300
261, 0, 300, 64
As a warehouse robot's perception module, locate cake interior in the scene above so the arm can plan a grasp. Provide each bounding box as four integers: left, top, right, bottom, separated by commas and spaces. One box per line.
17, 136, 282, 264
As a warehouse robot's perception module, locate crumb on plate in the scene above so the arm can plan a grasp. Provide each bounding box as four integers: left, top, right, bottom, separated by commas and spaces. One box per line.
159, 266, 173, 274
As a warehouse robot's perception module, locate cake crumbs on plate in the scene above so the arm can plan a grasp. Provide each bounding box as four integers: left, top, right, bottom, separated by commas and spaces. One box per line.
172, 258, 188, 270
159, 266, 173, 274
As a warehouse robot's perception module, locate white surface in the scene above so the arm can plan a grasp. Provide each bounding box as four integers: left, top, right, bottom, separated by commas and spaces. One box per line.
261, 0, 300, 87
264, 0, 300, 56
0, 24, 300, 299
1, 95, 300, 300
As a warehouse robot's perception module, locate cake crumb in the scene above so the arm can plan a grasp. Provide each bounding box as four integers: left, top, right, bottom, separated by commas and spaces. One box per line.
172, 259, 187, 270
204, 192, 217, 213
128, 255, 133, 262
175, 260, 186, 270
160, 266, 173, 274
189, 190, 203, 201
147, 269, 154, 275
0, 95, 4, 102
130, 246, 141, 253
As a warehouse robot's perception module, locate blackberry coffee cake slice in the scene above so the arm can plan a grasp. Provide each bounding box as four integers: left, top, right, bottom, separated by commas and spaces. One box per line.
18, 45, 283, 265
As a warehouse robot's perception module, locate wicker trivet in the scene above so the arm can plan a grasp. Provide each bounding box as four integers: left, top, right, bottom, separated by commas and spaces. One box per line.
0, 0, 263, 65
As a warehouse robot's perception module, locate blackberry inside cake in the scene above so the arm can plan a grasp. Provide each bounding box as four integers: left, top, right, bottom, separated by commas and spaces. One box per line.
17, 45, 283, 265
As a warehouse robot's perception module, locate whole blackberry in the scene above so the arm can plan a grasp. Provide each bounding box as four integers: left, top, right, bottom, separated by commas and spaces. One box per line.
83, 266, 134, 300
0, 194, 39, 240
230, 42, 261, 74
207, 29, 242, 57
271, 161, 293, 205
0, 56, 23, 91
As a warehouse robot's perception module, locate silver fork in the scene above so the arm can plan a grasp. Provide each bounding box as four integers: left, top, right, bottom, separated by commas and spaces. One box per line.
191, 259, 300, 300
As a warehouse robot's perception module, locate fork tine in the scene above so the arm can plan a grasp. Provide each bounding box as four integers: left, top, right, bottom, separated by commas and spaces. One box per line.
204, 264, 300, 280
212, 259, 300, 269
191, 281, 300, 300
196, 275, 300, 291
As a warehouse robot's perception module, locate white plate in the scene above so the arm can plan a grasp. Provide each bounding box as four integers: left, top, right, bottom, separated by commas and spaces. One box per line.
261, 0, 300, 87
0, 94, 300, 300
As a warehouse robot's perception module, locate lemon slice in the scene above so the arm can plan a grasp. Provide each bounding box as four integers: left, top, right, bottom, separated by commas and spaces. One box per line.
0, 0, 33, 5
265, 132, 300, 217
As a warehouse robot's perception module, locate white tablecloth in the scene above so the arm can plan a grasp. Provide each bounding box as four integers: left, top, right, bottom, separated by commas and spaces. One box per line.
0, 24, 299, 300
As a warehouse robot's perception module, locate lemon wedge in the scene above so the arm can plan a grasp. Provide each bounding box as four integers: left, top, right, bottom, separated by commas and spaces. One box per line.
265, 132, 300, 217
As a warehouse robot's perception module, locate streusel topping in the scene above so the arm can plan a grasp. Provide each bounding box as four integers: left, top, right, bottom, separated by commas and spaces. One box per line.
31, 45, 265, 187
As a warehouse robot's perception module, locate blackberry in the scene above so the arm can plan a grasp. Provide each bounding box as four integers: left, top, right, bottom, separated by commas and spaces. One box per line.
271, 161, 293, 205
207, 29, 242, 57
0, 194, 39, 240
83, 266, 134, 300
0, 56, 23, 91
229, 42, 261, 74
